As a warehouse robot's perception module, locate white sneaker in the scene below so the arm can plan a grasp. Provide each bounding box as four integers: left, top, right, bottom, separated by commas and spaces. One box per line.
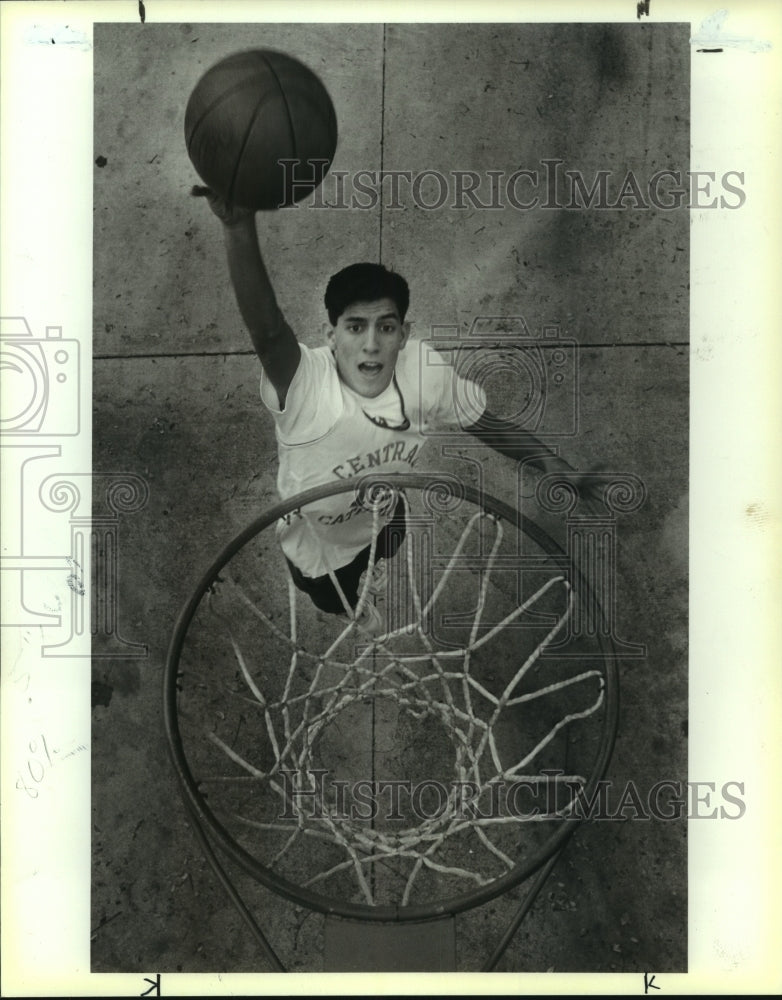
359, 559, 388, 597
353, 600, 385, 637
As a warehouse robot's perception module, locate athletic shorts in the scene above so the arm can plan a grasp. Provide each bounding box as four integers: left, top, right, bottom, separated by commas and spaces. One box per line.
285, 495, 407, 615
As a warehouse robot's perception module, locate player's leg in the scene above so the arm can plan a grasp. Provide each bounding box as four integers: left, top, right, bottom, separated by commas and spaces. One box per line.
286, 552, 384, 634
372, 493, 407, 563
286, 493, 408, 612
285, 557, 352, 614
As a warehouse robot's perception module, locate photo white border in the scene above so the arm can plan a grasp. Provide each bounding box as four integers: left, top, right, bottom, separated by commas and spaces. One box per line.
2, 0, 780, 995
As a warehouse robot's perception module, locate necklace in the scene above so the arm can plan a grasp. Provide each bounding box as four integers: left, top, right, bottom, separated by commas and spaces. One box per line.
361, 373, 411, 431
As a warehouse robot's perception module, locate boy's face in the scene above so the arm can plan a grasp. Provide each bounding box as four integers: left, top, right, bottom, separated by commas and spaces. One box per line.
327, 298, 410, 398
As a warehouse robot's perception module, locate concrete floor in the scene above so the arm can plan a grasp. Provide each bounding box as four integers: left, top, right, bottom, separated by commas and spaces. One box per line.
92, 22, 689, 974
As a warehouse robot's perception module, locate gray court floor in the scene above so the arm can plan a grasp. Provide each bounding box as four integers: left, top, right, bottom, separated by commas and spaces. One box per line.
92, 22, 688, 974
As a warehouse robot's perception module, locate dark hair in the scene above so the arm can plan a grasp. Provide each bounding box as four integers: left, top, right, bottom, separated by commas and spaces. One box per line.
324, 263, 410, 326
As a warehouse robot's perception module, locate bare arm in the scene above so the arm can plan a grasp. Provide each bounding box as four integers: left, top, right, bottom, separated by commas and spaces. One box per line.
463, 408, 564, 473
193, 186, 300, 408
464, 408, 603, 505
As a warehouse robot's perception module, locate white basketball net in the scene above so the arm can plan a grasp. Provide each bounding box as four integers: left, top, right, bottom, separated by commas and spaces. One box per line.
197, 488, 606, 907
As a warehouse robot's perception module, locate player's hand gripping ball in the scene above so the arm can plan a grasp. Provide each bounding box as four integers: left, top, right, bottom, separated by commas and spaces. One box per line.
190, 184, 255, 226
185, 49, 338, 211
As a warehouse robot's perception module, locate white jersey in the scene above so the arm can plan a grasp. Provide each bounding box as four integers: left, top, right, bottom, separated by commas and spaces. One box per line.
260, 339, 486, 578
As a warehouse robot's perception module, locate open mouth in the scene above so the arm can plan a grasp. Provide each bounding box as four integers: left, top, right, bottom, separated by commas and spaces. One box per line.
358, 362, 383, 376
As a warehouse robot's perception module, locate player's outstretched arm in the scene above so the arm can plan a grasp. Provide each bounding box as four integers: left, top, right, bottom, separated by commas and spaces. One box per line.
192, 186, 300, 407
464, 409, 562, 472
465, 408, 602, 504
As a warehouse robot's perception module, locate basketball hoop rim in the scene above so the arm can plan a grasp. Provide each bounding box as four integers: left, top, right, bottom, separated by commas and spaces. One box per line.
163, 472, 620, 922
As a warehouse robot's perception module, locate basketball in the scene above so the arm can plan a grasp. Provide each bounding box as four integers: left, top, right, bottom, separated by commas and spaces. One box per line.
184, 49, 338, 210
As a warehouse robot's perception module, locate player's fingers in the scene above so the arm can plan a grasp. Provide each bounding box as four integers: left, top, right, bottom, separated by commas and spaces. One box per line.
191, 184, 214, 198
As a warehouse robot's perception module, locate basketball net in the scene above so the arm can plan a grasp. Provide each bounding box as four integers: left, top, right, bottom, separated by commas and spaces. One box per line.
198, 485, 605, 908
